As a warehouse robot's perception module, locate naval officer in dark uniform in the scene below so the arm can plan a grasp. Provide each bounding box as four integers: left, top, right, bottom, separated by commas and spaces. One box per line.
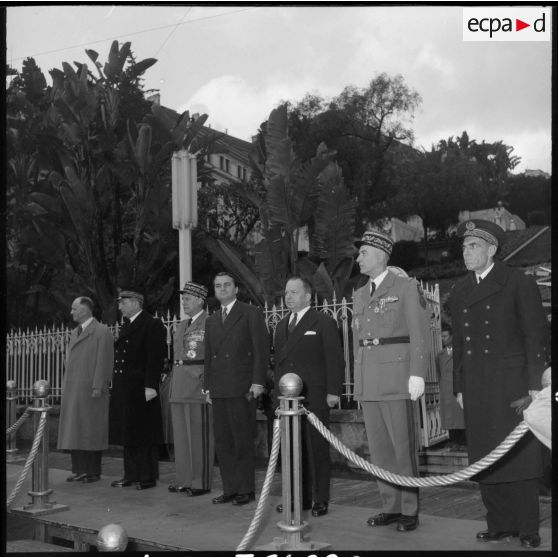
352, 230, 429, 532
168, 281, 214, 496
449, 219, 549, 548
109, 290, 167, 490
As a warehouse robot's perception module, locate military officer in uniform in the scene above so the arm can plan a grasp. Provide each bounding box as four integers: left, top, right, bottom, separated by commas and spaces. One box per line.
109, 290, 167, 490
352, 230, 428, 532
450, 219, 549, 548
168, 281, 214, 496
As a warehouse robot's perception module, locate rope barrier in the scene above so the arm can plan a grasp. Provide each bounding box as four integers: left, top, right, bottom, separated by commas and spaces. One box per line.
236, 418, 282, 552
6, 410, 48, 508
6, 408, 31, 436
306, 409, 530, 487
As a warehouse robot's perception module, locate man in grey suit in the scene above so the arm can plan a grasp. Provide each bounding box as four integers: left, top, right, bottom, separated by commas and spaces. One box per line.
58, 297, 114, 483
204, 272, 270, 506
168, 281, 214, 496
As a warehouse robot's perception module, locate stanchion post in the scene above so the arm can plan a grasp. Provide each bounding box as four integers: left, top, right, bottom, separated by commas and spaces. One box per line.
258, 373, 330, 551
6, 380, 20, 461
11, 380, 69, 517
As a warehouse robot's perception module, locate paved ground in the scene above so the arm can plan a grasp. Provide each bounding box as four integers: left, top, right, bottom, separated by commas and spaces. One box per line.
5, 448, 553, 553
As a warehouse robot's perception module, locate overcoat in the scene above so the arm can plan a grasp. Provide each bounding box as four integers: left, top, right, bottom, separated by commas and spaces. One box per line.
109, 311, 166, 446
449, 260, 549, 482
436, 348, 465, 430
273, 308, 345, 409
352, 271, 429, 401
170, 311, 208, 403
203, 301, 269, 397
57, 319, 114, 450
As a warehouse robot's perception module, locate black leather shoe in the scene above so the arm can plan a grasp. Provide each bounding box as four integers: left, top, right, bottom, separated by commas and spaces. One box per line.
66, 473, 87, 482
136, 480, 156, 490
520, 534, 540, 548
186, 488, 210, 497
476, 530, 518, 542
212, 493, 237, 504
82, 474, 100, 483
367, 512, 402, 526
311, 502, 328, 517
232, 492, 255, 505
111, 478, 134, 487
168, 484, 189, 493
396, 515, 419, 532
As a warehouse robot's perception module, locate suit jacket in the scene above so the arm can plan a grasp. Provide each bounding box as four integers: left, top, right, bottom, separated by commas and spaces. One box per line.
273, 308, 345, 410
57, 319, 114, 450
204, 300, 270, 398
449, 260, 549, 481
352, 271, 429, 401
436, 348, 464, 430
169, 311, 208, 403
109, 311, 166, 446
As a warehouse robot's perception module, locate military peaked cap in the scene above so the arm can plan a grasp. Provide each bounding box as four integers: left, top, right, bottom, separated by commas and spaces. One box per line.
457, 219, 505, 247
355, 230, 394, 256
179, 281, 208, 301
117, 290, 144, 304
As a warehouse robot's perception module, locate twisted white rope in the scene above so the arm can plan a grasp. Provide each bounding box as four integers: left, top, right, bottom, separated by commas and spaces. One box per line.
236, 418, 281, 551
6, 408, 31, 436
7, 411, 48, 508
306, 410, 529, 487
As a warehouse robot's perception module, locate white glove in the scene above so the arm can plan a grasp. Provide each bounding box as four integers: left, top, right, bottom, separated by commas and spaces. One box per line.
326, 394, 340, 408
145, 387, 157, 402
456, 392, 463, 409
408, 376, 425, 401
250, 384, 265, 398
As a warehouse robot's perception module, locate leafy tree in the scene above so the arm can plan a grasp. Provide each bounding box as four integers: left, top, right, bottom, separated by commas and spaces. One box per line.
203, 104, 357, 305
285, 73, 422, 230
6, 43, 209, 326
505, 174, 550, 224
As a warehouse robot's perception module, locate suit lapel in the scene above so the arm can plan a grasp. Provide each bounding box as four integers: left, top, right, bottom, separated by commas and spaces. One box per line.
117, 311, 144, 341
69, 319, 96, 350
276, 309, 318, 364
371, 272, 394, 304
211, 302, 242, 351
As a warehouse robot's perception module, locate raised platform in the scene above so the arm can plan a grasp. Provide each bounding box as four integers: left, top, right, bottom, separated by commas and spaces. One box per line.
6, 462, 552, 552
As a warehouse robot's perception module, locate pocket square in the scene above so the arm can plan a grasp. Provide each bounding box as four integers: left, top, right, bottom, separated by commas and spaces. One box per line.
304, 331, 317, 335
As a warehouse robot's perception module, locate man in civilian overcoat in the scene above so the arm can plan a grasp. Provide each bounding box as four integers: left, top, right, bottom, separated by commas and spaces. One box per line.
168, 281, 214, 496
450, 219, 550, 548
204, 272, 270, 506
58, 297, 114, 483
109, 290, 167, 490
273, 276, 345, 517
352, 230, 429, 532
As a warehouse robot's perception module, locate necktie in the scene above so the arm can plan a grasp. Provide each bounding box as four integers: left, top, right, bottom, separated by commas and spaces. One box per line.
477, 276, 482, 284
370, 281, 376, 298
222, 307, 228, 323
77, 325, 83, 337
187, 318, 192, 328
288, 312, 297, 334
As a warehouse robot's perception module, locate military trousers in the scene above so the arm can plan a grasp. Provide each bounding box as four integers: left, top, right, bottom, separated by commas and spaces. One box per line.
170, 401, 214, 490
362, 399, 419, 516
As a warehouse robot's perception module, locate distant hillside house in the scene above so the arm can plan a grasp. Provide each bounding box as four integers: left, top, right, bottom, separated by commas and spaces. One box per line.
523, 169, 550, 179
459, 204, 524, 232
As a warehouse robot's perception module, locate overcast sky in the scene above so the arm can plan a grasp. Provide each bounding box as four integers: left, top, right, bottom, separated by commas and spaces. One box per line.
6, 4, 552, 173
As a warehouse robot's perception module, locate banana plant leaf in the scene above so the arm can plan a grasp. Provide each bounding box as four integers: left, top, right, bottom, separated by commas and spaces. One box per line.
254, 225, 290, 302
203, 236, 265, 306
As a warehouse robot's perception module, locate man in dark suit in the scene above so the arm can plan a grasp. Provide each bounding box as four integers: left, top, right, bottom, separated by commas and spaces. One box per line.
450, 219, 549, 549
109, 290, 167, 490
204, 272, 270, 506
273, 276, 345, 517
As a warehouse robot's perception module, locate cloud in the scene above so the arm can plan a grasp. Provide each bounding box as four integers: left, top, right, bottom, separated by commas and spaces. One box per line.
179, 74, 326, 140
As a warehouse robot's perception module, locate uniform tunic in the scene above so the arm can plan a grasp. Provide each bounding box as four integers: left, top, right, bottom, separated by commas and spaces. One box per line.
352, 271, 429, 516
169, 311, 214, 489
109, 311, 166, 447
449, 261, 549, 483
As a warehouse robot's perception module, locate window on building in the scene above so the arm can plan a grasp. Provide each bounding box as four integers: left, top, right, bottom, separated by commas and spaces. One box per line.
225, 159, 230, 173
243, 167, 247, 181
237, 165, 242, 178
219, 156, 224, 170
